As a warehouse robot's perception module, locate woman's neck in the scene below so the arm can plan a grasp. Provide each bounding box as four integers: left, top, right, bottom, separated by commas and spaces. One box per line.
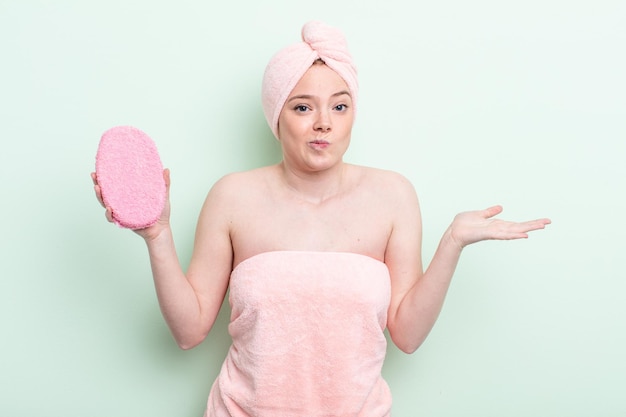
278, 161, 348, 205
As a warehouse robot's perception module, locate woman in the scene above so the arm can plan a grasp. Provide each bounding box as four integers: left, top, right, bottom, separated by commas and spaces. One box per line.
93, 21, 550, 417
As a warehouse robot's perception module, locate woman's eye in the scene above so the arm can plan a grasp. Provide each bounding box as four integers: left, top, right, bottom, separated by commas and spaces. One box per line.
335, 104, 347, 111
295, 105, 309, 112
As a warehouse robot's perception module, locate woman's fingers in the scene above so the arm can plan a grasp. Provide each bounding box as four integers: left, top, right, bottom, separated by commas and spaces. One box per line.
91, 172, 114, 223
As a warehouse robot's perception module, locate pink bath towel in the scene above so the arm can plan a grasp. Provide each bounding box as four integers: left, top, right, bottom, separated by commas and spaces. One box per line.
205, 251, 393, 417
95, 126, 166, 229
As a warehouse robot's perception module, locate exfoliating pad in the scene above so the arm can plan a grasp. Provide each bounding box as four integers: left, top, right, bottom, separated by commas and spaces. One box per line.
95, 126, 166, 229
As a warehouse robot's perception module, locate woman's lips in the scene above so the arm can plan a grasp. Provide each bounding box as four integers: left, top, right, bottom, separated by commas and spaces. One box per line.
309, 139, 330, 149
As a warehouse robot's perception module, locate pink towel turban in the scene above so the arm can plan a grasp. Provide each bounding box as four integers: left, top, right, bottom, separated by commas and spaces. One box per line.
261, 21, 358, 139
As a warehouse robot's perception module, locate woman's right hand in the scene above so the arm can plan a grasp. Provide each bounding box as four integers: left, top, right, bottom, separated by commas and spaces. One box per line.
91, 169, 172, 242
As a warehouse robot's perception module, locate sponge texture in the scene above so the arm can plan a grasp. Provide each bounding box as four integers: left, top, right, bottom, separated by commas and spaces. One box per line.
95, 126, 166, 229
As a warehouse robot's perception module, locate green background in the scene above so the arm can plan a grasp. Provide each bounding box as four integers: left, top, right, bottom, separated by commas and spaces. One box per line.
1, 0, 624, 416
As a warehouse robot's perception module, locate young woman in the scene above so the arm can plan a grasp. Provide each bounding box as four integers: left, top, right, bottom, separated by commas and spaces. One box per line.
93, 21, 550, 417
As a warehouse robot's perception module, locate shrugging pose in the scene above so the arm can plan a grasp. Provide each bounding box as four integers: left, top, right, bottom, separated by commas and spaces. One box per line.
93, 21, 550, 417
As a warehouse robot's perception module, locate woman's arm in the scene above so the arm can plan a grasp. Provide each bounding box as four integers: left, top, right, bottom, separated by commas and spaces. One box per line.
385, 177, 550, 354
92, 170, 233, 350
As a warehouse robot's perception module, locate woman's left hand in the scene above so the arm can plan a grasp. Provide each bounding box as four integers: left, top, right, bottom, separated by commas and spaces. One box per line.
448, 205, 551, 249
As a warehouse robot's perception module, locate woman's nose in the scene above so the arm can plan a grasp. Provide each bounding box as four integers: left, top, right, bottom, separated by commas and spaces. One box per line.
313, 109, 331, 132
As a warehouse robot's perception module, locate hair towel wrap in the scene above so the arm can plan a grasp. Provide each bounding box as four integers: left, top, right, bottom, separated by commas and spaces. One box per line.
261, 21, 358, 139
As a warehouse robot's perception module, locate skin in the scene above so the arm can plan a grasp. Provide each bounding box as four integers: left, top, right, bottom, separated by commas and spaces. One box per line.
92, 63, 551, 353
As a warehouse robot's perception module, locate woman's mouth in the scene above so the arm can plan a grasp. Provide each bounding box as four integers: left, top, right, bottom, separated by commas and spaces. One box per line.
309, 139, 330, 149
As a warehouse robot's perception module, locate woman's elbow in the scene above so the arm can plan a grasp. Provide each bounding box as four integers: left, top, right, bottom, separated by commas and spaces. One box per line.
174, 331, 208, 350
388, 325, 424, 354
177, 340, 201, 350
393, 338, 421, 355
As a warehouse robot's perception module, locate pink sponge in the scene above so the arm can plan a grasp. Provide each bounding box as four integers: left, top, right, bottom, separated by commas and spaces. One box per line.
95, 126, 166, 229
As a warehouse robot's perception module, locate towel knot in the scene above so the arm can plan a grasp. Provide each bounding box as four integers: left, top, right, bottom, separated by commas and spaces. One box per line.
301, 21, 353, 66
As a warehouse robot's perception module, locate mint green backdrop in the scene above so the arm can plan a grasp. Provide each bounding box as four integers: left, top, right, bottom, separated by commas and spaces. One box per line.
1, 1, 624, 416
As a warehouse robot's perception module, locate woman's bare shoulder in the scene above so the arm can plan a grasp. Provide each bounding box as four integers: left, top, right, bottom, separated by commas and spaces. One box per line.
207, 165, 277, 201
351, 164, 417, 195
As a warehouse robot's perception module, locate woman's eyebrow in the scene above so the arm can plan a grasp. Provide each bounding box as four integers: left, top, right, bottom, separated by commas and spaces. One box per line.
287, 94, 314, 102
332, 90, 351, 98
287, 90, 351, 103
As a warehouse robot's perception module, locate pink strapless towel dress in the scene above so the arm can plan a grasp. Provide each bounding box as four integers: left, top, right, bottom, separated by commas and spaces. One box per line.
205, 251, 392, 417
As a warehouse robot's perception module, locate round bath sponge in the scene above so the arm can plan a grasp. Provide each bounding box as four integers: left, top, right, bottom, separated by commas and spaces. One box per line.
95, 126, 166, 229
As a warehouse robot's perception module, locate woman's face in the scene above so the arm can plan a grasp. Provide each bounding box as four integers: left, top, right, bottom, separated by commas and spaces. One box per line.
277, 63, 354, 173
